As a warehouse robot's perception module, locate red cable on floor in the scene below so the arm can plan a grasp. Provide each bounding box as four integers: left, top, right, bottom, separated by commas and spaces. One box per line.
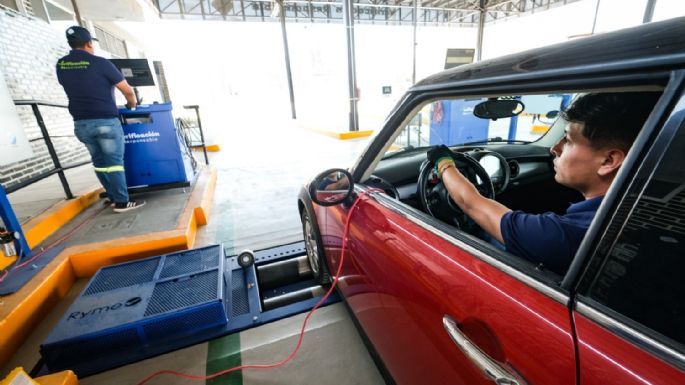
136, 191, 372, 385
0, 204, 107, 284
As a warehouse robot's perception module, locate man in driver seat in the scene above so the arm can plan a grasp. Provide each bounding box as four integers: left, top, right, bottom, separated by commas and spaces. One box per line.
428, 92, 658, 275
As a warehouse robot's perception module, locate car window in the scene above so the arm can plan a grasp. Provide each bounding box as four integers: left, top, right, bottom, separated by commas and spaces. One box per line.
387, 93, 572, 155
581, 122, 685, 349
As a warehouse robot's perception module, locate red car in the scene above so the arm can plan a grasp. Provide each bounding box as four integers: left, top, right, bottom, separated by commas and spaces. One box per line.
299, 17, 685, 385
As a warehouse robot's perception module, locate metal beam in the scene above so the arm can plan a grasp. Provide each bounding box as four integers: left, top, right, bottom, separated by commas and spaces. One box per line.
343, 0, 359, 131
277, 0, 297, 119
70, 0, 83, 26
642, 0, 656, 23
155, 0, 578, 24
160, 0, 176, 12
590, 0, 600, 34
475, 0, 485, 61
199, 0, 206, 19
412, 0, 419, 83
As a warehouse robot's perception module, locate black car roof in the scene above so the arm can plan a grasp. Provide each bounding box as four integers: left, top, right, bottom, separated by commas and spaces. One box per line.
411, 16, 685, 92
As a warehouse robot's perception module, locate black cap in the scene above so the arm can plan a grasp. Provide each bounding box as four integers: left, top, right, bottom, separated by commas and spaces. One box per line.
65, 26, 96, 43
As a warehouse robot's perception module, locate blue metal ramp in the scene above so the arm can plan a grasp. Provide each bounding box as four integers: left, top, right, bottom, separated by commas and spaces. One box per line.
40, 241, 337, 377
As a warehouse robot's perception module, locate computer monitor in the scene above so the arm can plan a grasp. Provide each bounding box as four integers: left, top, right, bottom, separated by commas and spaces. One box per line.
110, 58, 155, 87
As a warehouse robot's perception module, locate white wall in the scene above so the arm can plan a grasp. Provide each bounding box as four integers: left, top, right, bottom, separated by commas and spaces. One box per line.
0, 10, 89, 188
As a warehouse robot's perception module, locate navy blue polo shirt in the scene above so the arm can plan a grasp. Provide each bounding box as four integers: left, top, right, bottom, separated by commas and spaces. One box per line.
500, 196, 603, 275
56, 50, 124, 121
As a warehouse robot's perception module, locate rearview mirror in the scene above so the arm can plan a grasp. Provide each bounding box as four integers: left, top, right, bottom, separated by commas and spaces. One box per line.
473, 99, 525, 120
309, 168, 354, 207
546, 110, 560, 119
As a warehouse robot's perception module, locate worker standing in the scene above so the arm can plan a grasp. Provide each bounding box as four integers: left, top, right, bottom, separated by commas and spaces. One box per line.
56, 26, 145, 213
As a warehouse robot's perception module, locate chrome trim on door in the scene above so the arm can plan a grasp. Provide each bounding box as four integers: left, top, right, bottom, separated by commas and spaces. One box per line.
575, 301, 685, 371
370, 191, 569, 305
443, 315, 528, 385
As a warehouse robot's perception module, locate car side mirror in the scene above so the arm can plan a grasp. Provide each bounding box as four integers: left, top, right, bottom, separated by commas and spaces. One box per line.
309, 168, 354, 207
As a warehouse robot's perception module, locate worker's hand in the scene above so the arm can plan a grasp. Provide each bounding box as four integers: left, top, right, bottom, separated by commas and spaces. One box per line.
126, 102, 136, 110
427, 145, 456, 179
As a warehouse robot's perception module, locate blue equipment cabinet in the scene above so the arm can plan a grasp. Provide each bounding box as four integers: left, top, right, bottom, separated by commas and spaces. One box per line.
119, 103, 194, 188
429, 99, 489, 145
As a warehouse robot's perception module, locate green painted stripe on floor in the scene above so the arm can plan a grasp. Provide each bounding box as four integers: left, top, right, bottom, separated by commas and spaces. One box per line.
206, 333, 243, 385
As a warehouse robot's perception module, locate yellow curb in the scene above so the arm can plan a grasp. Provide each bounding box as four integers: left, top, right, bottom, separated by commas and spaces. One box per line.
24, 187, 103, 249
192, 144, 220, 152
1, 368, 79, 385
36, 370, 78, 385
0, 366, 78, 385
307, 127, 374, 140
193, 167, 217, 226
0, 167, 216, 368
338, 130, 374, 139
0, 255, 16, 271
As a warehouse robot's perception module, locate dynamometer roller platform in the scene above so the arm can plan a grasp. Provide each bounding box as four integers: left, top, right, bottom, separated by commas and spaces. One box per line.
39, 241, 338, 377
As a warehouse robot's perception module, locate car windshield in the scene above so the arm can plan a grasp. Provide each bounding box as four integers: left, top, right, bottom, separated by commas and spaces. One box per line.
385, 93, 573, 157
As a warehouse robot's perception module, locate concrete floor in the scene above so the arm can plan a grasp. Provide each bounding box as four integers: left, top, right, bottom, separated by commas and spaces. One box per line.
197, 114, 370, 253
3, 114, 383, 384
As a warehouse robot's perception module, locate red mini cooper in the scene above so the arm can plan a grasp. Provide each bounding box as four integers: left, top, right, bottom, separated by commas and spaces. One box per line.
299, 17, 685, 385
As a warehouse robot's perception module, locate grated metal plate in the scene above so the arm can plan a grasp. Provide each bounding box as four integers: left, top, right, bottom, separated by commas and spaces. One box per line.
143, 304, 226, 341
160, 245, 221, 278
42, 245, 226, 377
144, 270, 219, 317
84, 258, 160, 296
231, 270, 249, 317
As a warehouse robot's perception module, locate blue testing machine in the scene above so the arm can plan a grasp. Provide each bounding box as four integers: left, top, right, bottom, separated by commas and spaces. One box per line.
119, 103, 194, 188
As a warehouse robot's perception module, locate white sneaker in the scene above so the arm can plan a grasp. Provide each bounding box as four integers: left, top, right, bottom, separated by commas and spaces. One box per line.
113, 200, 146, 213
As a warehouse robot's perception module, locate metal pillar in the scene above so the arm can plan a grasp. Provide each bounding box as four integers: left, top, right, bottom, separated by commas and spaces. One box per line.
412, 0, 419, 84
343, 0, 359, 132
69, 0, 84, 26
643, 0, 657, 23
591, 0, 601, 34
475, 0, 486, 61
278, 0, 297, 119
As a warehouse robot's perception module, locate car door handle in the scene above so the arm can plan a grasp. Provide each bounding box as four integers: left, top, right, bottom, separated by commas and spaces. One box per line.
443, 315, 528, 385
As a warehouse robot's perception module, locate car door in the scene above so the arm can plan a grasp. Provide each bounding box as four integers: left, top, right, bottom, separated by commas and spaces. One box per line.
572, 91, 685, 384
323, 191, 576, 385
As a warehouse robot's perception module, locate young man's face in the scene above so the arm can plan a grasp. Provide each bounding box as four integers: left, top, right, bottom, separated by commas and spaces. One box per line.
550, 122, 608, 196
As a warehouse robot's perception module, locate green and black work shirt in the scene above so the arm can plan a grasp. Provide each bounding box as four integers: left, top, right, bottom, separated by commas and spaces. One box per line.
56, 50, 124, 121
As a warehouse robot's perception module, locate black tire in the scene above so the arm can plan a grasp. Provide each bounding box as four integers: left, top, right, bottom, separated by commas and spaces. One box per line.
301, 209, 332, 284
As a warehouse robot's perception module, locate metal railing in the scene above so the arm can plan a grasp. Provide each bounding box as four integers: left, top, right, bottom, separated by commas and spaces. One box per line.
8, 100, 90, 199
178, 105, 210, 165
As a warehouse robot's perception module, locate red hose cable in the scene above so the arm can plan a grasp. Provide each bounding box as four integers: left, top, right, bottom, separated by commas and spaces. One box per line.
0, 204, 107, 283
136, 190, 373, 385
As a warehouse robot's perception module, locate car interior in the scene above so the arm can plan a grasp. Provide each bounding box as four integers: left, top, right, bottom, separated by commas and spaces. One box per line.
357, 89, 664, 282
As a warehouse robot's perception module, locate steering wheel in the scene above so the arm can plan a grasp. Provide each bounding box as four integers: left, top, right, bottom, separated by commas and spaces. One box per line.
418, 149, 495, 231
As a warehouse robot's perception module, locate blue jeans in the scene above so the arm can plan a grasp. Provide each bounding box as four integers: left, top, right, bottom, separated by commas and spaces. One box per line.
74, 118, 129, 203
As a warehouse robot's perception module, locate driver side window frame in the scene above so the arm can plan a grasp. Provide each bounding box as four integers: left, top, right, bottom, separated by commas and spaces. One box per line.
365, 93, 572, 285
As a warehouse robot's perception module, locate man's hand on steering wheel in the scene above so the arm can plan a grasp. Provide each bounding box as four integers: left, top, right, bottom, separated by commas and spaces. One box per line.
426, 145, 456, 178
420, 145, 497, 232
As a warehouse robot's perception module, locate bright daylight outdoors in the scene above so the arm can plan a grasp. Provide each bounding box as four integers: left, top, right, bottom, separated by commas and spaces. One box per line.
47, 0, 685, 141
